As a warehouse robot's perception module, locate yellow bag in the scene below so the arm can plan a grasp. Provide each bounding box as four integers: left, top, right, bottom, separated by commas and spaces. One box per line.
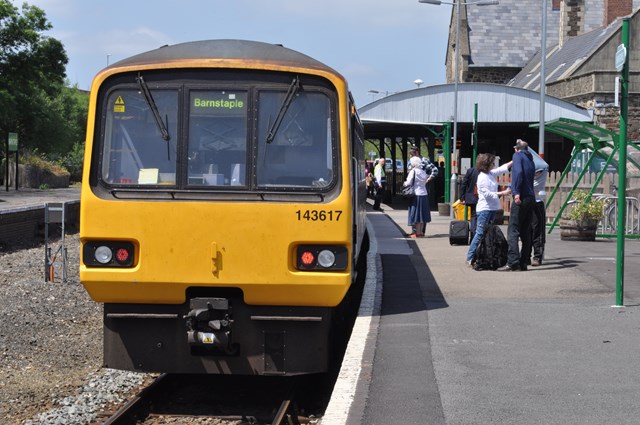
452, 200, 471, 221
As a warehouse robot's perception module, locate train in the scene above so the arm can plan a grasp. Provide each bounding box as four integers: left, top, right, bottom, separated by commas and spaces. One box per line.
79, 39, 367, 375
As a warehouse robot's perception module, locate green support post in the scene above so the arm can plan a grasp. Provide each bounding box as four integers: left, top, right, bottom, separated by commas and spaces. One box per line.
472, 103, 478, 167
615, 18, 630, 307
444, 122, 451, 204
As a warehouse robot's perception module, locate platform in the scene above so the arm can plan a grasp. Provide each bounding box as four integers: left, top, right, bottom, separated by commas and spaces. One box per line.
323, 199, 640, 425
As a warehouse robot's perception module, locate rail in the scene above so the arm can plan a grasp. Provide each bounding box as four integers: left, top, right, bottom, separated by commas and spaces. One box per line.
597, 195, 640, 235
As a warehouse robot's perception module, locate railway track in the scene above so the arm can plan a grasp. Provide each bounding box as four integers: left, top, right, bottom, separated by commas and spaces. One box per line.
97, 373, 328, 424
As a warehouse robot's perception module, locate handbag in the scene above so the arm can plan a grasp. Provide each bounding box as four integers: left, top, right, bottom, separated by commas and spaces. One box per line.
402, 172, 416, 199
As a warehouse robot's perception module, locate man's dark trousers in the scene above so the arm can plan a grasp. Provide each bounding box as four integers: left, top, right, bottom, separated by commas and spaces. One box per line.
373, 184, 385, 210
531, 201, 546, 261
506, 195, 535, 269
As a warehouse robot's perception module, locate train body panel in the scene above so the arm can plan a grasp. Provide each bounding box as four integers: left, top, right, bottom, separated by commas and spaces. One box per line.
80, 39, 366, 375
80, 193, 353, 305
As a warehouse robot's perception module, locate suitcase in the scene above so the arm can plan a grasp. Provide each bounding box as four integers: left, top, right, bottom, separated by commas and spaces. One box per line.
449, 220, 470, 245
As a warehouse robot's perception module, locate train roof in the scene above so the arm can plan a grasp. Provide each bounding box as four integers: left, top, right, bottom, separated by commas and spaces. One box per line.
108, 39, 340, 76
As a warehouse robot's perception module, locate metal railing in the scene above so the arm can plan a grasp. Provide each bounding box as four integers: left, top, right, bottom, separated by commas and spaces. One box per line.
597, 195, 640, 235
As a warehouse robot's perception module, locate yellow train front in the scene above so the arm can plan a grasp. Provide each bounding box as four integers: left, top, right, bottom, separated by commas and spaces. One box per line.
80, 40, 367, 375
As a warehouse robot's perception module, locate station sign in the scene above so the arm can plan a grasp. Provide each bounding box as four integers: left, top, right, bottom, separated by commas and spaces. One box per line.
8, 132, 18, 152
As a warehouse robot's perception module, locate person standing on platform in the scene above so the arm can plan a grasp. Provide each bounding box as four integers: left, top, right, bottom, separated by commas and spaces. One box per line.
372, 158, 386, 211
465, 153, 511, 267
404, 156, 430, 238
524, 167, 548, 266
498, 139, 535, 272
409, 146, 438, 233
459, 166, 479, 240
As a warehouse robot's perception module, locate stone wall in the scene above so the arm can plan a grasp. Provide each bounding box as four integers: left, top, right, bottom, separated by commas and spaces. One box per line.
466, 67, 520, 84
0, 201, 80, 248
5, 163, 70, 189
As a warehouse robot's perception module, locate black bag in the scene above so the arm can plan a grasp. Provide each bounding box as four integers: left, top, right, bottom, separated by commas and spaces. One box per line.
449, 220, 470, 245
402, 172, 415, 199
401, 185, 415, 199
473, 224, 508, 271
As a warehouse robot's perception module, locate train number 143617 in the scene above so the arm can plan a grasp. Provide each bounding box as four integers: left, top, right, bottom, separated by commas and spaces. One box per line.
295, 210, 342, 221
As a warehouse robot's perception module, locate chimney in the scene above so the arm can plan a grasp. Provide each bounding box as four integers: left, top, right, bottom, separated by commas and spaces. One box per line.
559, 0, 584, 48
604, 0, 632, 26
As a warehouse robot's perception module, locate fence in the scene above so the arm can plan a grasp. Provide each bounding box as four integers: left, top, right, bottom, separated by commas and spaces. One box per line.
392, 171, 640, 231
498, 172, 640, 229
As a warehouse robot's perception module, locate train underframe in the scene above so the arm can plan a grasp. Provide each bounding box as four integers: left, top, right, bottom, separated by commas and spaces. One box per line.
103, 287, 337, 375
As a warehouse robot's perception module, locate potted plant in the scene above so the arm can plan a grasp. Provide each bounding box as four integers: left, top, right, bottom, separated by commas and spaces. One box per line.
560, 190, 607, 241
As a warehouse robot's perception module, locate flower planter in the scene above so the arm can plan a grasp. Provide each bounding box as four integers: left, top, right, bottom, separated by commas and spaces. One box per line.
559, 218, 598, 241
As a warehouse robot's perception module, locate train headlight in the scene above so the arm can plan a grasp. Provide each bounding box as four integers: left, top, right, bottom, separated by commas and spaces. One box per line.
83, 241, 136, 268
317, 250, 336, 268
95, 246, 113, 264
296, 245, 347, 271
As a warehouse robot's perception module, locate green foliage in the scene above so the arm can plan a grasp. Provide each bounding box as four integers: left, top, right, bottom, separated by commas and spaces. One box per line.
567, 190, 607, 221
0, 1, 88, 158
58, 141, 84, 182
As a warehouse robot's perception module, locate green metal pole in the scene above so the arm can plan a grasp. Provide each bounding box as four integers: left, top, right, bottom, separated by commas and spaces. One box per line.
444, 122, 451, 204
615, 17, 630, 307
473, 103, 478, 167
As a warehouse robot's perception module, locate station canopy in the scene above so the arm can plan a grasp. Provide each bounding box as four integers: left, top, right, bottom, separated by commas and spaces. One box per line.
358, 83, 593, 139
531, 118, 640, 177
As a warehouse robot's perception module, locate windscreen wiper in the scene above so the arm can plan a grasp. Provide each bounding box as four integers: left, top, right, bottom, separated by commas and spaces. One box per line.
265, 75, 300, 144
136, 74, 171, 142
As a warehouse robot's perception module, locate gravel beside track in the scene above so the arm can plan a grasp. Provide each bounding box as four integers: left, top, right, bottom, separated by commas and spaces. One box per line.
0, 234, 147, 425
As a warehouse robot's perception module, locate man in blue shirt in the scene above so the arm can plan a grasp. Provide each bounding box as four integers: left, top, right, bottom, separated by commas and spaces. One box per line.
499, 139, 535, 271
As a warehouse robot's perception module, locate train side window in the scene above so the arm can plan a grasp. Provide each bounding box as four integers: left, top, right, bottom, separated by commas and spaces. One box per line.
256, 91, 334, 188
187, 90, 248, 187
101, 89, 178, 185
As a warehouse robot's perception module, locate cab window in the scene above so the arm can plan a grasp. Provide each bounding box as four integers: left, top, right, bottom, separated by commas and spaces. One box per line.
101, 89, 178, 185
187, 90, 248, 186
256, 91, 334, 188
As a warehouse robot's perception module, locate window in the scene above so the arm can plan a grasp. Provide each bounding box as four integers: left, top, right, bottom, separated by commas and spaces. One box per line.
187, 90, 249, 186
96, 74, 337, 193
256, 91, 334, 188
102, 89, 178, 185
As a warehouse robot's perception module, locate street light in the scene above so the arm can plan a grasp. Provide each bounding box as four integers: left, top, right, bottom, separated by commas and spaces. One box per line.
368, 90, 380, 101
419, 0, 498, 213
414, 79, 424, 87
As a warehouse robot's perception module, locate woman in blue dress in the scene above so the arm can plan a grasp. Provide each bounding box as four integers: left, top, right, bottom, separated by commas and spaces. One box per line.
404, 156, 430, 238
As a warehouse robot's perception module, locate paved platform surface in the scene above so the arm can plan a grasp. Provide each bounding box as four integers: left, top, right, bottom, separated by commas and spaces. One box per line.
0, 186, 81, 212
324, 198, 640, 425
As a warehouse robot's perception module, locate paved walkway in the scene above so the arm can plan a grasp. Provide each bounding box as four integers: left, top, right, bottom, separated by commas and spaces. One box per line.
324, 198, 640, 425
0, 186, 81, 212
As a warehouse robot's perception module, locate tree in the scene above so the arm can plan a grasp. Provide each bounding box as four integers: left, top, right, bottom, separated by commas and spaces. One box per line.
0, 0, 72, 155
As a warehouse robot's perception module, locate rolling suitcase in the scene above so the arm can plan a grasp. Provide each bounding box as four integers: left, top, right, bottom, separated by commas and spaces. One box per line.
449, 220, 470, 245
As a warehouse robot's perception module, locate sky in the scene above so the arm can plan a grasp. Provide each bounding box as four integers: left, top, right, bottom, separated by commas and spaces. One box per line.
20, 0, 451, 107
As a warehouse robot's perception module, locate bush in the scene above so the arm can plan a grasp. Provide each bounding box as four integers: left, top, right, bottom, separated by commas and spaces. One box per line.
22, 151, 70, 177
58, 142, 84, 182
567, 190, 607, 222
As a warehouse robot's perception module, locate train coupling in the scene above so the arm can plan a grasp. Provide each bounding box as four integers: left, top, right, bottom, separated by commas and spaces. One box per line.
185, 298, 235, 354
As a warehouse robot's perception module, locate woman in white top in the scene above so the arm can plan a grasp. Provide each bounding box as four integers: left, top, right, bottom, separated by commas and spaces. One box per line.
466, 153, 512, 265
403, 156, 430, 238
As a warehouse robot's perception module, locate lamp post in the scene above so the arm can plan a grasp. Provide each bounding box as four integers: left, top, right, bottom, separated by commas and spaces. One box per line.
368, 90, 380, 101
539, 0, 547, 159
419, 0, 498, 214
